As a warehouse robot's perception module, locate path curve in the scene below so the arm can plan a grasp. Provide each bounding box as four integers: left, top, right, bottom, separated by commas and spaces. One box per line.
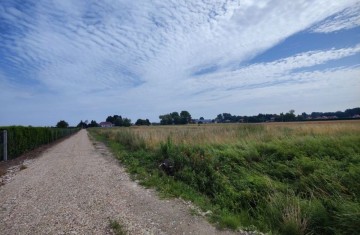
0, 129, 240, 234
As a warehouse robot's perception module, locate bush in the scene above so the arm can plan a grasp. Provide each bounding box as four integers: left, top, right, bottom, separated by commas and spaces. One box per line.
0, 126, 79, 160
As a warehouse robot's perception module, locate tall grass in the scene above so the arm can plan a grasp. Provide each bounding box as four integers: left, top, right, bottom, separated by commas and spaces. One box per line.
90, 120, 360, 234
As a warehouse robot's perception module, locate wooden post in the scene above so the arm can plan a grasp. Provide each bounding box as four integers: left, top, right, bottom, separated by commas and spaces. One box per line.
3, 130, 7, 161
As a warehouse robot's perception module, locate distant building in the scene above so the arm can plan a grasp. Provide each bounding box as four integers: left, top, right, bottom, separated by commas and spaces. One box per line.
313, 116, 338, 120
99, 122, 114, 127
192, 119, 213, 124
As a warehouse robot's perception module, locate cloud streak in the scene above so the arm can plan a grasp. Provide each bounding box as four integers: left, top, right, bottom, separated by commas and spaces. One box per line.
311, 2, 360, 33
191, 44, 360, 90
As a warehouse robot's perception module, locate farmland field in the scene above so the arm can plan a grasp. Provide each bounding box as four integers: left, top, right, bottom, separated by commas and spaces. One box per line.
89, 120, 360, 235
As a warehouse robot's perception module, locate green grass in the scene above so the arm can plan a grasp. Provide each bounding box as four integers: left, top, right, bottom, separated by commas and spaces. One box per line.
90, 121, 360, 234
109, 219, 127, 235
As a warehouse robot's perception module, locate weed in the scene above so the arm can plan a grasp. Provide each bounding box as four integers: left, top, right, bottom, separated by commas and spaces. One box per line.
109, 219, 127, 235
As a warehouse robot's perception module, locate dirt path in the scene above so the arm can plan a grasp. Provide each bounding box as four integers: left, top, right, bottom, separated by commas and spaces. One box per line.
0, 130, 241, 234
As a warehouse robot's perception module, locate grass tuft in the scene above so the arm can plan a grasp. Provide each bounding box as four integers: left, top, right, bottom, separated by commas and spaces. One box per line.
109, 219, 127, 235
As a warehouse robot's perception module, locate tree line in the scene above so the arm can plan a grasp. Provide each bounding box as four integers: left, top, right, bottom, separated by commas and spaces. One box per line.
214, 107, 360, 123
55, 107, 360, 128
159, 111, 192, 125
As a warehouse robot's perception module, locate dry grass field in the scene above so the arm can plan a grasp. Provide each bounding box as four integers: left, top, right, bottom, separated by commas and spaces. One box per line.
90, 120, 360, 235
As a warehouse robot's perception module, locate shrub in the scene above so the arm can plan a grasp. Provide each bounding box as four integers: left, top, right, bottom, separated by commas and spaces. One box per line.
0, 126, 79, 160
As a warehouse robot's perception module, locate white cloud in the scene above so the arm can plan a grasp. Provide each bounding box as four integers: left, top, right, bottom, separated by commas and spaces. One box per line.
311, 2, 360, 33
189, 45, 360, 91
0, 0, 359, 125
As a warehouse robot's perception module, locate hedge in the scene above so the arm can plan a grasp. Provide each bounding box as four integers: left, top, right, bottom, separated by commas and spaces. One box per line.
0, 126, 79, 161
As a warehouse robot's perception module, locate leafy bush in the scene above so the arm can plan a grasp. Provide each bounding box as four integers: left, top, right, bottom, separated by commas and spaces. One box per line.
0, 126, 79, 160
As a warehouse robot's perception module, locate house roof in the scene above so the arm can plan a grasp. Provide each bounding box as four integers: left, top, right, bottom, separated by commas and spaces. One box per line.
99, 122, 113, 125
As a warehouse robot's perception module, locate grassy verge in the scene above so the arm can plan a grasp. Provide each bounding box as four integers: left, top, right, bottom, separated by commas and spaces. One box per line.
89, 122, 360, 235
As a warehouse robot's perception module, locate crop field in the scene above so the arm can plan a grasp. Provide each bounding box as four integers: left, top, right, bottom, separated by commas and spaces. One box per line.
90, 120, 360, 235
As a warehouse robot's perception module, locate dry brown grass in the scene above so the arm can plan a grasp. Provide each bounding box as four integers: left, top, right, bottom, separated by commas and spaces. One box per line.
96, 120, 360, 149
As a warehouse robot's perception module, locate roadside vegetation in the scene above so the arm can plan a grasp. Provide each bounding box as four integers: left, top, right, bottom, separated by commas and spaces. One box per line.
0, 126, 79, 160
109, 219, 127, 235
89, 121, 360, 235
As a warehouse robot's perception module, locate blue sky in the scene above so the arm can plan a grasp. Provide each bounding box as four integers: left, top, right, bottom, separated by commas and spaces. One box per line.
1, 0, 359, 126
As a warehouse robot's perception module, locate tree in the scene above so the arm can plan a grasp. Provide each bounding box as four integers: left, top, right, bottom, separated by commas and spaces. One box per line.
106, 116, 114, 123
135, 119, 151, 126
180, 110, 191, 124
88, 120, 99, 127
123, 118, 131, 127
284, 110, 296, 122
56, 120, 69, 128
113, 116, 123, 126
159, 114, 173, 125
77, 120, 87, 128
105, 115, 132, 127
171, 112, 181, 124
159, 111, 192, 125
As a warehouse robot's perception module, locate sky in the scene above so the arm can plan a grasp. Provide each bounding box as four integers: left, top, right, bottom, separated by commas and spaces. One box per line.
1, 0, 360, 126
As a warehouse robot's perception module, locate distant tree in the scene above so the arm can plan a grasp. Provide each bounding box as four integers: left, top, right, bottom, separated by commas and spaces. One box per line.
212, 107, 360, 123
284, 110, 296, 122
106, 116, 114, 123
114, 116, 123, 126
170, 112, 181, 124
135, 119, 151, 126
345, 107, 360, 117
123, 118, 131, 127
159, 111, 192, 125
88, 120, 99, 127
296, 112, 308, 121
200, 117, 204, 120
223, 113, 232, 122
216, 114, 224, 122
180, 110, 192, 124
56, 120, 69, 128
159, 114, 173, 125
105, 115, 132, 127
274, 110, 296, 122
274, 113, 284, 122
77, 120, 87, 128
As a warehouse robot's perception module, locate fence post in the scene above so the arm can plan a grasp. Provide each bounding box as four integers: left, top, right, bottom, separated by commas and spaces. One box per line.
3, 130, 7, 161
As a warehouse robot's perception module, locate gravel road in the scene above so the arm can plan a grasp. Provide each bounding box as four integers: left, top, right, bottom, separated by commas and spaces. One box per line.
0, 129, 242, 234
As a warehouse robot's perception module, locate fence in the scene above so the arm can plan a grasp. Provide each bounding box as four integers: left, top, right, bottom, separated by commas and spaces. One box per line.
0, 127, 79, 161
0, 130, 7, 161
